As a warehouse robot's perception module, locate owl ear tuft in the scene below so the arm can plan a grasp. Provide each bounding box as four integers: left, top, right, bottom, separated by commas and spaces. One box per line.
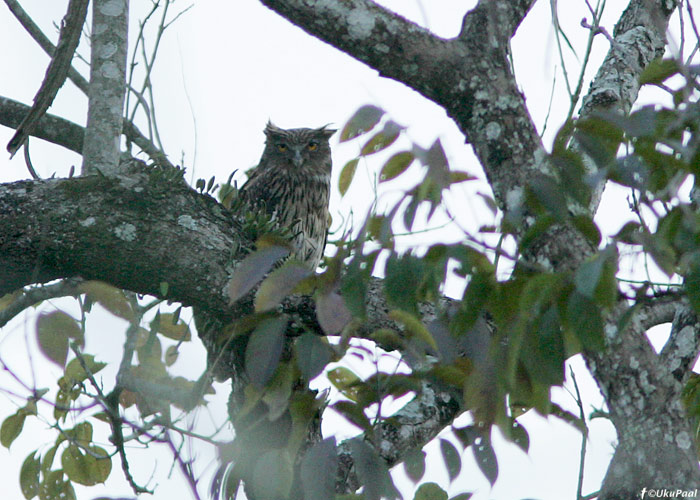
317, 125, 337, 139
264, 121, 285, 137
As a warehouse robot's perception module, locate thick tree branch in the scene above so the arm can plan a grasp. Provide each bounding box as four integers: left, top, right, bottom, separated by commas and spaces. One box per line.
579, 0, 678, 210
260, 0, 539, 210
0, 164, 237, 318
262, 0, 700, 494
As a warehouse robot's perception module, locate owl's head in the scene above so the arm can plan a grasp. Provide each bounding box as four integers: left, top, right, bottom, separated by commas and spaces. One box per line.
262, 121, 336, 174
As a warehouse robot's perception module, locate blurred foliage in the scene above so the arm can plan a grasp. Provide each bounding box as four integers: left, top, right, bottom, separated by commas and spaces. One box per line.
1, 57, 699, 500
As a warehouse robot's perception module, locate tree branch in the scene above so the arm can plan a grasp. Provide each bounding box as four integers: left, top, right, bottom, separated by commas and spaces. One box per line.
6, 0, 88, 156
2, 0, 173, 169
82, 0, 129, 175
2, 0, 89, 93
0, 96, 174, 169
0, 163, 237, 318
0, 96, 85, 155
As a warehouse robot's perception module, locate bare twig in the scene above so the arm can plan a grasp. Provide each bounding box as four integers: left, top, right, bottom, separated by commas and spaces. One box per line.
0, 278, 84, 328
2, 0, 174, 169
22, 138, 40, 179
6, 0, 88, 156
568, 367, 589, 500
2, 0, 89, 93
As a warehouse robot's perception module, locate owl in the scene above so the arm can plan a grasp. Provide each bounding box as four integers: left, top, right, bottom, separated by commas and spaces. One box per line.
238, 121, 336, 269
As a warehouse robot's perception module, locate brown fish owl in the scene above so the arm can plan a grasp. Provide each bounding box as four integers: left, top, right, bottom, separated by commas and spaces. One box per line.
238, 122, 335, 269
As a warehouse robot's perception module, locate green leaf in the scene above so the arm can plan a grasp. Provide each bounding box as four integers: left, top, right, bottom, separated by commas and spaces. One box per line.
687, 261, 700, 314
509, 420, 530, 453
449, 494, 474, 500
255, 261, 313, 311
384, 254, 424, 316
472, 436, 498, 485
439, 438, 461, 482
360, 121, 402, 156
527, 174, 568, 219
422, 139, 451, 188
64, 356, 106, 384
331, 401, 373, 433
1, 411, 26, 448
350, 438, 400, 500
380, 151, 414, 181
79, 281, 134, 322
20, 451, 41, 500
245, 315, 288, 387
338, 158, 359, 196
340, 260, 368, 319
295, 334, 332, 381
301, 438, 337, 500
227, 244, 290, 303
36, 311, 82, 367
388, 310, 437, 351
315, 291, 353, 335
450, 171, 475, 184
403, 449, 426, 483
640, 58, 680, 85
150, 312, 191, 341
571, 214, 601, 247
566, 292, 605, 351
327, 367, 362, 402
520, 305, 565, 385
0, 290, 23, 312
38, 470, 75, 500
575, 254, 607, 299
340, 105, 385, 142
61, 444, 111, 486
414, 483, 448, 500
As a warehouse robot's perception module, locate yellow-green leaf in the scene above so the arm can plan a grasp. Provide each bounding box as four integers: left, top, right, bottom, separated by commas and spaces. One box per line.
338, 158, 359, 196
61, 444, 111, 486
255, 261, 313, 312
36, 311, 82, 367
20, 451, 41, 499
327, 367, 362, 402
380, 151, 414, 182
79, 281, 134, 322
151, 312, 191, 341
1, 412, 26, 448
64, 355, 106, 384
639, 58, 680, 85
340, 105, 385, 142
388, 310, 437, 351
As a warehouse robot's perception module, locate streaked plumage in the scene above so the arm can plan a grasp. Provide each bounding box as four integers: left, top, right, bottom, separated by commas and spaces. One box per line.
238, 122, 335, 269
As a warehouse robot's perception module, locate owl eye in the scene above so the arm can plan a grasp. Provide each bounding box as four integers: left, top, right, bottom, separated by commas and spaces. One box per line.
276, 143, 287, 152
307, 141, 319, 151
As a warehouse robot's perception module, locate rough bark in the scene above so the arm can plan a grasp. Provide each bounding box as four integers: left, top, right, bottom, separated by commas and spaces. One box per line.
0, 0, 697, 496
82, 0, 129, 175
259, 0, 700, 495
0, 163, 237, 316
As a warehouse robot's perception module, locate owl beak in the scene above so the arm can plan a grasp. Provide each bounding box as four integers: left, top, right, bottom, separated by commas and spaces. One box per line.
292, 149, 304, 168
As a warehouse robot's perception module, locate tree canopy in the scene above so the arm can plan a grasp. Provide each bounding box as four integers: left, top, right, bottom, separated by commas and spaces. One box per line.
1, 1, 700, 500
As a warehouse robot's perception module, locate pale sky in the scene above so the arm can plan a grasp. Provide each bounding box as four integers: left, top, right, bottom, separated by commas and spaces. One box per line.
0, 1, 691, 499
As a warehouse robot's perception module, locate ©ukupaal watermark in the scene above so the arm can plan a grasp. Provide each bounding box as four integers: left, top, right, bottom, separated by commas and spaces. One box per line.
640, 488, 698, 498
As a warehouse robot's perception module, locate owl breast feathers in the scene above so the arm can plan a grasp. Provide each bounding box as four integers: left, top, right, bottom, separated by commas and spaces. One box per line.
238, 122, 336, 270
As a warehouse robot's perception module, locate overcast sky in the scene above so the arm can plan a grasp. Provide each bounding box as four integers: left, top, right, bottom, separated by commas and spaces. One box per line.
0, 1, 693, 499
